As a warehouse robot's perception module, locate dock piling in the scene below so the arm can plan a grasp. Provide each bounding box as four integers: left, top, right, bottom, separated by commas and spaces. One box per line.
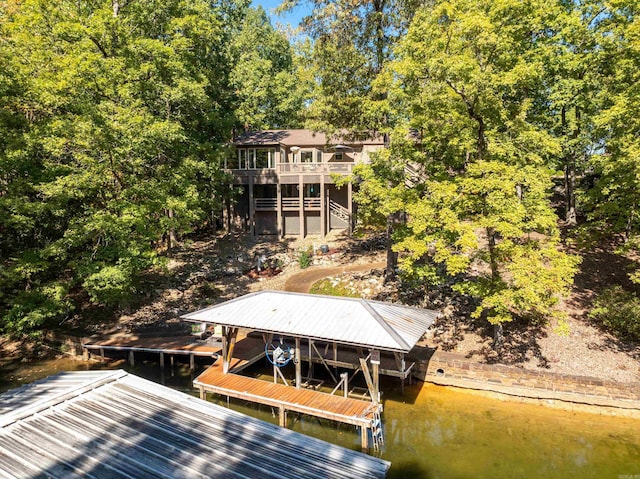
279, 406, 287, 427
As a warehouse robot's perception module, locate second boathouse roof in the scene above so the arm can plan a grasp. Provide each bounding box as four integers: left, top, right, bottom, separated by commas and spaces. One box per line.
0, 370, 390, 479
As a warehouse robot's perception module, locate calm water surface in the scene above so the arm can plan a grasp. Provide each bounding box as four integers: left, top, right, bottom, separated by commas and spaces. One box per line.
2, 357, 639, 479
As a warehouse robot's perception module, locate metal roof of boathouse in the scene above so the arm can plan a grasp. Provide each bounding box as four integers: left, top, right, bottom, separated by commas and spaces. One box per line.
181, 290, 438, 353
0, 370, 390, 479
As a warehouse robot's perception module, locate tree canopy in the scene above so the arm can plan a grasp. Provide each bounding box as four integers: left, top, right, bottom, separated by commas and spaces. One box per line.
1, 0, 640, 346
0, 0, 298, 336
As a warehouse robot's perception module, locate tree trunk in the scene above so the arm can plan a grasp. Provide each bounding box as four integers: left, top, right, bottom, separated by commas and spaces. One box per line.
385, 213, 397, 282
564, 160, 577, 225
486, 227, 499, 281
167, 209, 177, 254
561, 105, 579, 226
372, 0, 386, 75
493, 323, 504, 352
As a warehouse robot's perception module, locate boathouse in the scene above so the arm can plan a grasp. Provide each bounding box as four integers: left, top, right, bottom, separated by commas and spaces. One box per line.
181, 290, 438, 449
0, 370, 390, 478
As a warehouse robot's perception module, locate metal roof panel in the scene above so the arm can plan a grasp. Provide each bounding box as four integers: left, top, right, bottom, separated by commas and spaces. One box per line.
182, 291, 438, 352
0, 371, 390, 479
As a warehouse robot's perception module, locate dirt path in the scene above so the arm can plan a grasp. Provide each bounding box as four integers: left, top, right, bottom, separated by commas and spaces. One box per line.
283, 261, 387, 293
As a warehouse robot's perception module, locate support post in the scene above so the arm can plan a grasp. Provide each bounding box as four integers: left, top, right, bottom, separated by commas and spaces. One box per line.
128, 350, 134, 367
342, 372, 348, 398
222, 327, 238, 374
249, 176, 255, 236
298, 174, 305, 237
199, 387, 205, 400
361, 426, 369, 450
347, 181, 353, 236
159, 352, 165, 370
308, 339, 314, 379
82, 348, 89, 361
277, 183, 283, 238
372, 362, 380, 404
359, 357, 375, 402
320, 175, 326, 237
371, 349, 380, 404
295, 337, 301, 389
279, 406, 287, 427
189, 353, 195, 371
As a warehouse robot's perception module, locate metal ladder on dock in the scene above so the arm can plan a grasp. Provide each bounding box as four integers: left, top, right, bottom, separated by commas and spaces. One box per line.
371, 410, 384, 451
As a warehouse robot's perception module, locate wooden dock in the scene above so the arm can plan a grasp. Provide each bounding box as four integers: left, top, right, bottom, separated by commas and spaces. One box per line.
82, 335, 222, 370
194, 359, 381, 448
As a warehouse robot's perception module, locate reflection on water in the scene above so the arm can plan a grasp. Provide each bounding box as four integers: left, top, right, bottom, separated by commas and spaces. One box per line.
2, 356, 639, 479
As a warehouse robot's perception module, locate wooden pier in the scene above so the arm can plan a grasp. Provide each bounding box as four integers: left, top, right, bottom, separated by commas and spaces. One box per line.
194, 359, 382, 448
82, 335, 221, 370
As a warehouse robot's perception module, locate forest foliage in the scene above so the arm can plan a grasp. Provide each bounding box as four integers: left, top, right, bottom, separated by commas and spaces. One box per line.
289, 0, 639, 344
0, 0, 303, 336
1, 0, 639, 344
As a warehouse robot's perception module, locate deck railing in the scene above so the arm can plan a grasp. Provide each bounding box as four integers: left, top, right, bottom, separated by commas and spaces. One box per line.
304, 197, 321, 208
277, 162, 354, 174
282, 198, 300, 208
254, 198, 278, 209
255, 197, 322, 210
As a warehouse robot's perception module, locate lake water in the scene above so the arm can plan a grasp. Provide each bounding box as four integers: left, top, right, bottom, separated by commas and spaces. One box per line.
2, 356, 639, 478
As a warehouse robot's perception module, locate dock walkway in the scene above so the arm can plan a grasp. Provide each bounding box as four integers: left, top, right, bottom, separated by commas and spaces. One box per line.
194, 359, 380, 447
83, 335, 221, 369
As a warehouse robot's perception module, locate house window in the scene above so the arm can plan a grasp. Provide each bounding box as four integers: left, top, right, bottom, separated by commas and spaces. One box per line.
301, 150, 313, 163
255, 149, 269, 168
245, 148, 275, 169
237, 149, 247, 169
334, 151, 344, 162
316, 150, 323, 162
226, 151, 239, 169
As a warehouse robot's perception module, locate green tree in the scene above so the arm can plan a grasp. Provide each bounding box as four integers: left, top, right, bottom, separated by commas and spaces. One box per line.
365, 0, 580, 347
280, 0, 418, 133
588, 0, 640, 279
0, 0, 234, 336
229, 6, 308, 130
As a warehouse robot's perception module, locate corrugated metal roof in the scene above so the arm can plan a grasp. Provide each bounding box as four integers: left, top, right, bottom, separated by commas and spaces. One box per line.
233, 129, 385, 147
0, 370, 390, 479
181, 291, 438, 353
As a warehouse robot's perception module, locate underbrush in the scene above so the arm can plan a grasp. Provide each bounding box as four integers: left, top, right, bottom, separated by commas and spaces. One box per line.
589, 286, 640, 341
309, 278, 360, 298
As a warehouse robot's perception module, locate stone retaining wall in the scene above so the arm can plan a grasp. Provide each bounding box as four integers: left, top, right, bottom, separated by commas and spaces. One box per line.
413, 350, 640, 411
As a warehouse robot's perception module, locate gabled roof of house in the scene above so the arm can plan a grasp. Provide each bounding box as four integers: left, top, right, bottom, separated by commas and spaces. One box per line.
181, 291, 438, 353
0, 370, 390, 479
233, 129, 385, 147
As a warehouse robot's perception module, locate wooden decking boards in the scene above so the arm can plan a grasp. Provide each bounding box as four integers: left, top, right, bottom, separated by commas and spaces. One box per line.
83, 335, 221, 356
194, 359, 379, 428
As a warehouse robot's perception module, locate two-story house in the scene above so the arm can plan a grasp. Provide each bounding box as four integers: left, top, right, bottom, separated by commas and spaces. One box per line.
223, 129, 385, 238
